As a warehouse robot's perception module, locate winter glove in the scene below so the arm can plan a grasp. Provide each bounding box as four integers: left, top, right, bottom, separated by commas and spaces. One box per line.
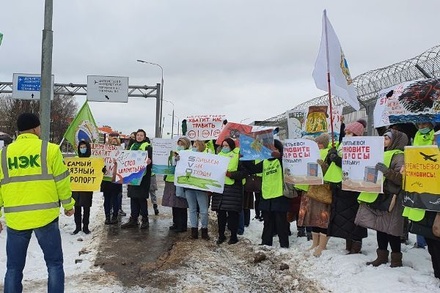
271, 150, 281, 159
102, 166, 107, 174
328, 147, 338, 162
375, 162, 389, 174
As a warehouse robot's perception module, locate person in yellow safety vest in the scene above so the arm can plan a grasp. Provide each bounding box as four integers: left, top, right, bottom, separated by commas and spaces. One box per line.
242, 139, 291, 248
120, 129, 152, 229
355, 129, 407, 268
404, 121, 435, 249
403, 121, 440, 279
325, 119, 368, 254
0, 113, 74, 293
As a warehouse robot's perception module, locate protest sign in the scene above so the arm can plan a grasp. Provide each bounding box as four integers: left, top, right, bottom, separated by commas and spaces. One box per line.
174, 151, 229, 193
186, 114, 225, 140
403, 145, 440, 212
216, 122, 252, 147
341, 136, 384, 193
90, 143, 121, 181
286, 110, 306, 139
64, 157, 104, 191
113, 150, 149, 185
283, 139, 323, 185
302, 105, 343, 141
239, 128, 274, 161
151, 138, 177, 175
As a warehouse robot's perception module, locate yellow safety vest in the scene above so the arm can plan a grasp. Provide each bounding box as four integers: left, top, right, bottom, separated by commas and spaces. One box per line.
261, 159, 283, 199
358, 149, 403, 203
323, 144, 343, 183
0, 133, 74, 230
218, 148, 240, 185
403, 130, 434, 221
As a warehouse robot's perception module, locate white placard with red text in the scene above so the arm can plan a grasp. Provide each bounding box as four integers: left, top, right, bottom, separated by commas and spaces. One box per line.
90, 143, 122, 181
283, 139, 323, 185
186, 114, 225, 140
341, 136, 384, 193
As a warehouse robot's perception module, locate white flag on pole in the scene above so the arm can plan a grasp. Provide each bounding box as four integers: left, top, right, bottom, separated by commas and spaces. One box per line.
312, 10, 360, 111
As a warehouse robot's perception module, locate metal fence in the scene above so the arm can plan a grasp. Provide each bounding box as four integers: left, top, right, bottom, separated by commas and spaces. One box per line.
263, 44, 440, 138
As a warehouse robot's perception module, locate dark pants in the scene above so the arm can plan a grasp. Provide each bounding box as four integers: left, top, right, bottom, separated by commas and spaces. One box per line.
217, 210, 239, 241
103, 192, 119, 217
74, 206, 90, 228
130, 197, 148, 219
172, 207, 188, 231
262, 211, 289, 248
377, 231, 401, 252
426, 237, 440, 279
243, 209, 250, 226
254, 192, 262, 218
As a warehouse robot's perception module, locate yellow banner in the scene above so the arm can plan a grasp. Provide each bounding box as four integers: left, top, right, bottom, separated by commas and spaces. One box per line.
404, 146, 440, 194
64, 157, 105, 191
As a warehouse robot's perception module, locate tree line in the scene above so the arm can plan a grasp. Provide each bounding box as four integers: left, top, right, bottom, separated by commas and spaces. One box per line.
0, 94, 78, 146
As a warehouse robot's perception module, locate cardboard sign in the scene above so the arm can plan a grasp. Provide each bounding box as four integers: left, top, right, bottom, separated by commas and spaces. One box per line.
64, 157, 104, 191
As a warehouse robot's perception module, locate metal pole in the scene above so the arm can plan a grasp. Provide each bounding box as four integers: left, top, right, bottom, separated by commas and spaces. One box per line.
171, 108, 175, 139
155, 83, 161, 138
160, 73, 164, 139
136, 60, 164, 138
40, 0, 53, 141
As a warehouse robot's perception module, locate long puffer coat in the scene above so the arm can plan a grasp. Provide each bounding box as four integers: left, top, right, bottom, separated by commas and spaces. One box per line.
355, 129, 407, 237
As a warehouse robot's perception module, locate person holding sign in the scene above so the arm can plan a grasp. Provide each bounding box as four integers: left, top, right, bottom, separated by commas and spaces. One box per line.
326, 119, 368, 254
101, 137, 122, 225
355, 129, 408, 268
298, 133, 332, 257
212, 138, 245, 245
243, 139, 291, 248
121, 129, 152, 229
72, 141, 94, 234
162, 136, 190, 233
185, 140, 211, 240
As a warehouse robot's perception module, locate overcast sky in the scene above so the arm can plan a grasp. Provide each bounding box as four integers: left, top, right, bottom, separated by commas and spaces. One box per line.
1, 1, 439, 137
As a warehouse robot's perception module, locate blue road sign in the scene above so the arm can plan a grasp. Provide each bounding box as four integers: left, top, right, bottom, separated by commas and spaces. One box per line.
17, 76, 41, 92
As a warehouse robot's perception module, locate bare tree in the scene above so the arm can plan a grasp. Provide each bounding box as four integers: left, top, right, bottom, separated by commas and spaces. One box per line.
0, 94, 78, 143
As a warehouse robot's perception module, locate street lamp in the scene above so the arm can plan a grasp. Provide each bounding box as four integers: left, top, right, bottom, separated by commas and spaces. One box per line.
163, 99, 175, 138
136, 59, 164, 138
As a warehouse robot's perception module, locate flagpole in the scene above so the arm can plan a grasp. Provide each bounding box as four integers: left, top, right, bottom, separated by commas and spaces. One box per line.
323, 10, 335, 148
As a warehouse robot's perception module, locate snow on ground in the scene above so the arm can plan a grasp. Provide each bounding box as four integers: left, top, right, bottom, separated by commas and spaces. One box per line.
0, 187, 439, 292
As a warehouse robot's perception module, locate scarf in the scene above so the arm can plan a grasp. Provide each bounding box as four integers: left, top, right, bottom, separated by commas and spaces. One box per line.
130, 141, 143, 150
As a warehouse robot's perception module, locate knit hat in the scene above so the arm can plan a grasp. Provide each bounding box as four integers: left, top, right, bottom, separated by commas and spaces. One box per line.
383, 130, 393, 140
345, 119, 366, 136
315, 133, 330, 147
17, 113, 40, 131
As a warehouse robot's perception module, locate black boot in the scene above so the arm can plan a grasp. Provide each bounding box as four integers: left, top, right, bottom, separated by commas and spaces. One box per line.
105, 215, 111, 225
140, 216, 149, 229
201, 228, 210, 240
121, 217, 138, 229
153, 204, 159, 215
73, 207, 81, 234
297, 226, 306, 237
83, 224, 91, 234
72, 225, 81, 235
191, 228, 198, 239
216, 234, 226, 245
110, 214, 118, 224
